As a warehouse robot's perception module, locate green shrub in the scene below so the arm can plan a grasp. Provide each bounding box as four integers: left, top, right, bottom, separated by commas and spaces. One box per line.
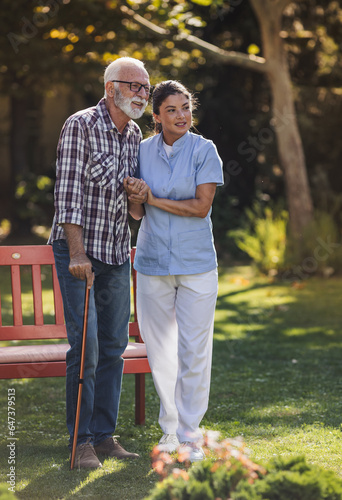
145, 434, 266, 500
229, 204, 342, 277
228, 203, 288, 275
253, 456, 342, 500
147, 476, 187, 500
145, 458, 260, 500
191, 459, 250, 499
188, 479, 214, 500
232, 482, 262, 500
145, 435, 342, 500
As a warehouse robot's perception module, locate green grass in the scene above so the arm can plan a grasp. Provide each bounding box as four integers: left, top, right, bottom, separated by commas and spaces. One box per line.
1, 265, 342, 498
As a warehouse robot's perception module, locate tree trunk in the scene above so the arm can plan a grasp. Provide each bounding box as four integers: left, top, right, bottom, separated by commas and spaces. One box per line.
10, 95, 29, 179
268, 61, 314, 238
9, 94, 31, 236
250, 0, 314, 238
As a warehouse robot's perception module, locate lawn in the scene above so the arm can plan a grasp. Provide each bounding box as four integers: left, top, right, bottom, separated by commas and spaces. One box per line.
0, 264, 341, 499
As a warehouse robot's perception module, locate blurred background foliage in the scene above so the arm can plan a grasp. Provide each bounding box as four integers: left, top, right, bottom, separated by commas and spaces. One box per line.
0, 0, 341, 276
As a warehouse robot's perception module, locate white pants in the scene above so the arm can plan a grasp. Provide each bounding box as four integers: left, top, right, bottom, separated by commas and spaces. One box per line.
137, 270, 218, 443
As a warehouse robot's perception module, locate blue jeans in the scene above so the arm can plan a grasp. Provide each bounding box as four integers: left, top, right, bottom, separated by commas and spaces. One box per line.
52, 239, 130, 448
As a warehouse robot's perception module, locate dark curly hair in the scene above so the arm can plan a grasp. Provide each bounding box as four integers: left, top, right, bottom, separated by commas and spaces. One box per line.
152, 80, 198, 134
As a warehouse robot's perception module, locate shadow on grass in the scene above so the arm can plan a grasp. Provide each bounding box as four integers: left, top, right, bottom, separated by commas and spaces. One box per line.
0, 375, 159, 500
216, 282, 274, 303
15, 446, 156, 500
210, 276, 342, 434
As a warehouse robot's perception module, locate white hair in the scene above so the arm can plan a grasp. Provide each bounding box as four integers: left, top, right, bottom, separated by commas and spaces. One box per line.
104, 57, 147, 97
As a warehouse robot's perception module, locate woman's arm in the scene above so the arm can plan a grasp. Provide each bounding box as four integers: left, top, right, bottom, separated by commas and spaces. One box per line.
146, 183, 217, 218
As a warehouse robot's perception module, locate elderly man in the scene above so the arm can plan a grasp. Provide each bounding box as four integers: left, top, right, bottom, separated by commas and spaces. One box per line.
48, 57, 150, 468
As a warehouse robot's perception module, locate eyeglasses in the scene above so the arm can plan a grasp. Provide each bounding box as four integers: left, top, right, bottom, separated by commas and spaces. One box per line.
110, 80, 151, 94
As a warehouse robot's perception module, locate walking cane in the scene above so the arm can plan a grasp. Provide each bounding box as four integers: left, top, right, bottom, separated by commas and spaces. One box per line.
70, 283, 90, 470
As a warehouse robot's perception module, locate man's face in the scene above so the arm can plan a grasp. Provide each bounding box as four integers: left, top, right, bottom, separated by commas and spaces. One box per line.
114, 66, 150, 119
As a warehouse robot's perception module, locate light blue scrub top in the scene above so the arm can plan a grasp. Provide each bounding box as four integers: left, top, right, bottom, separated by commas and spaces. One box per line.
134, 131, 224, 276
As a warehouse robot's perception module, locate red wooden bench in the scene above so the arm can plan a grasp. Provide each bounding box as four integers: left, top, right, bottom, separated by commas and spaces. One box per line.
0, 245, 150, 425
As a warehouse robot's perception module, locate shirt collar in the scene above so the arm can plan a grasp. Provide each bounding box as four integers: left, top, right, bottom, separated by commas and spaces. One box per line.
172, 131, 190, 150
96, 98, 134, 137
158, 131, 190, 151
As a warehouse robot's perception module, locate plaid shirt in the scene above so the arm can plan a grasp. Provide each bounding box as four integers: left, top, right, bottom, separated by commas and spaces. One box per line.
48, 98, 142, 265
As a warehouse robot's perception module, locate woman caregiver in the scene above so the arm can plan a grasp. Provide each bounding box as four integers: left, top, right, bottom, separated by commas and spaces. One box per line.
124, 80, 223, 462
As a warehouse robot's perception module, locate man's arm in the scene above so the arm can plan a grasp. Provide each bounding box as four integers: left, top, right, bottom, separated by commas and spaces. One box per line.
61, 223, 94, 289
123, 177, 147, 220
127, 200, 146, 220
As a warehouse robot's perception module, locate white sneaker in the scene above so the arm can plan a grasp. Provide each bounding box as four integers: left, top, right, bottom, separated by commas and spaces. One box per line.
157, 434, 180, 453
179, 442, 205, 462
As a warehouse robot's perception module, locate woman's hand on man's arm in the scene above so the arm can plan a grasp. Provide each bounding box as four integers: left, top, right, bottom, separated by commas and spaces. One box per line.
123, 177, 149, 203
123, 176, 150, 220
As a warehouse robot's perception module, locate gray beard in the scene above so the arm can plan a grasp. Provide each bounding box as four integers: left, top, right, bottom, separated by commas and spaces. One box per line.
114, 90, 147, 119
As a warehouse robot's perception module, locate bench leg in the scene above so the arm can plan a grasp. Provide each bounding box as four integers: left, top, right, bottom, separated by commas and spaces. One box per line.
135, 373, 145, 425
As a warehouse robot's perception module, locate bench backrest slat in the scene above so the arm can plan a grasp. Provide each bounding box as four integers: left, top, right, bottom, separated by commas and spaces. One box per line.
32, 264, 44, 326
11, 265, 23, 326
0, 245, 56, 266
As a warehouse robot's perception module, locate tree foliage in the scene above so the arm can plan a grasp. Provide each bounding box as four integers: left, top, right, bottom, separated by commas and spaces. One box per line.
0, 0, 341, 243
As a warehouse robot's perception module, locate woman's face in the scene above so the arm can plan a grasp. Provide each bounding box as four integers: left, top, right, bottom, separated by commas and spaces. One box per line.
154, 93, 192, 145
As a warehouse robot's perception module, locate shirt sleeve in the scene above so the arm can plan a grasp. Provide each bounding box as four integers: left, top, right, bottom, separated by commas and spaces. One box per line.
196, 140, 224, 187
54, 116, 90, 227
135, 156, 141, 179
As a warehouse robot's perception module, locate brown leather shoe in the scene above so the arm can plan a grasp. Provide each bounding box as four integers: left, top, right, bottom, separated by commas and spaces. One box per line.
94, 437, 139, 459
72, 441, 102, 469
